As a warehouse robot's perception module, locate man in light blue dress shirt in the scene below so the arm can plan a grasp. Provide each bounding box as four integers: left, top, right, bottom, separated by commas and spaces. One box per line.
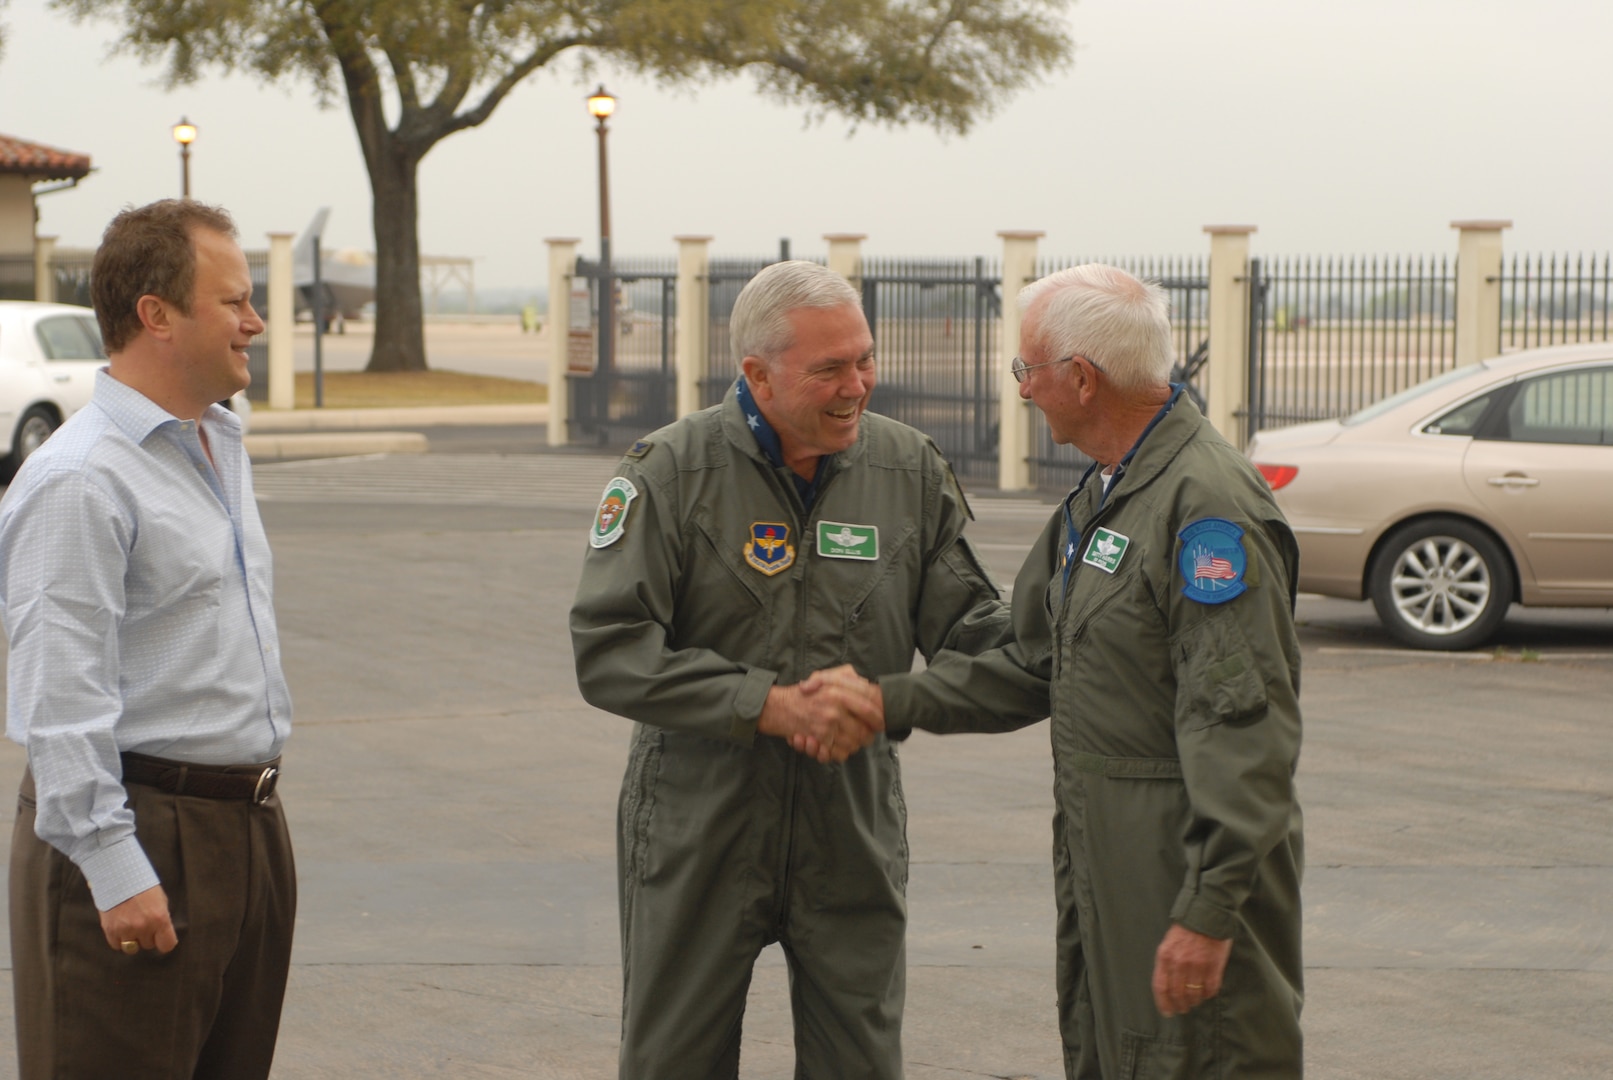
0, 200, 295, 1080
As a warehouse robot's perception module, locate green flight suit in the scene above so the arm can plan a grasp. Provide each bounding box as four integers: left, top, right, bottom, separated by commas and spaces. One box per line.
570, 386, 1005, 1080
883, 393, 1304, 1080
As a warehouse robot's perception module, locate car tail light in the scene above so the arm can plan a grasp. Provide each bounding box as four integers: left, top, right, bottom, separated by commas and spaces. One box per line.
1256, 464, 1298, 490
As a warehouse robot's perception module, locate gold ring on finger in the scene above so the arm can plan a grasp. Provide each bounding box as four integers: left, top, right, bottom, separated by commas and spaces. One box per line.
121, 940, 140, 955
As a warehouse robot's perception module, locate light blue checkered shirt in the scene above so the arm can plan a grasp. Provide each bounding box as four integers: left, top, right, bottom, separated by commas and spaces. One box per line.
0, 371, 291, 909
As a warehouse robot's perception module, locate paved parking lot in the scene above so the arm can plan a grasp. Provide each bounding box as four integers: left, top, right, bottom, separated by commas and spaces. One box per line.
0, 450, 1608, 1078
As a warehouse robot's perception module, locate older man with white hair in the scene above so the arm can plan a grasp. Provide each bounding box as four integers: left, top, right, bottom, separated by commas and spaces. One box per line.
878, 263, 1305, 1078
571, 260, 1007, 1078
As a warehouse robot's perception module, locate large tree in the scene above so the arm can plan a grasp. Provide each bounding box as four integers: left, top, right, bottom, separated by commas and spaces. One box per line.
58, 0, 1071, 372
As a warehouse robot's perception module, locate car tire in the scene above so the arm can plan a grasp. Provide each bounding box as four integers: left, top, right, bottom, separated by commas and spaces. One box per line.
1, 406, 59, 482
1368, 516, 1514, 651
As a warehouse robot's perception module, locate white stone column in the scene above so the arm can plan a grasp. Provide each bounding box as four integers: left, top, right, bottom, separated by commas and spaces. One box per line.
1204, 225, 1256, 447
824, 233, 866, 290
546, 237, 580, 447
33, 236, 55, 303
997, 230, 1044, 491
674, 235, 712, 419
1452, 219, 1511, 364
266, 232, 295, 410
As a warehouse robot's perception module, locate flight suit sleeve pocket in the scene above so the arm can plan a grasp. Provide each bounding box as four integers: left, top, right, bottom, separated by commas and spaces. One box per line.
1172, 612, 1268, 732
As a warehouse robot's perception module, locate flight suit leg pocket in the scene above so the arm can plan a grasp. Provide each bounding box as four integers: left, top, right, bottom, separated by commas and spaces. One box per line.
617, 725, 664, 888
1120, 1028, 1187, 1080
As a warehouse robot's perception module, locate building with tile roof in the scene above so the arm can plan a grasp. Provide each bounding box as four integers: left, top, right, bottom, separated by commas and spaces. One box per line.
0, 134, 93, 300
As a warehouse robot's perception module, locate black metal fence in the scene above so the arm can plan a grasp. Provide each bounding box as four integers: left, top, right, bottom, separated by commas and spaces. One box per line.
1499, 252, 1612, 350
567, 256, 678, 442
1248, 254, 1457, 432
566, 245, 1613, 490
700, 256, 785, 407
859, 256, 1002, 485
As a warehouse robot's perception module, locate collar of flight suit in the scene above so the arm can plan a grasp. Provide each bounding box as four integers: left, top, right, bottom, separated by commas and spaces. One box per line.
718, 379, 870, 480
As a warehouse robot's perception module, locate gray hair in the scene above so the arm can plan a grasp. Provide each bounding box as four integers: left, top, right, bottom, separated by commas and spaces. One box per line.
731, 260, 861, 364
1018, 264, 1174, 393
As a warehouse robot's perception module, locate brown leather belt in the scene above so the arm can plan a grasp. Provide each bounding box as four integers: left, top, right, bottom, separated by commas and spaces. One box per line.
120, 751, 281, 805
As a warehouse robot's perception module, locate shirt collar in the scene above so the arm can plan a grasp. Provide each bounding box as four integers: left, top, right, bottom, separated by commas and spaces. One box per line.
93, 368, 242, 444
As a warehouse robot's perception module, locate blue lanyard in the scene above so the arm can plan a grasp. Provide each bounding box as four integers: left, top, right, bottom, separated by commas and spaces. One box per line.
735, 377, 828, 510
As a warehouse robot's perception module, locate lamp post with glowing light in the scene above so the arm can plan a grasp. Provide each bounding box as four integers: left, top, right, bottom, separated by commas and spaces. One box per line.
172, 117, 197, 198
587, 86, 616, 382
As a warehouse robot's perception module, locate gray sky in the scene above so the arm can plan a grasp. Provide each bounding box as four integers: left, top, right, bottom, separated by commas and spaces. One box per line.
4, 0, 1609, 288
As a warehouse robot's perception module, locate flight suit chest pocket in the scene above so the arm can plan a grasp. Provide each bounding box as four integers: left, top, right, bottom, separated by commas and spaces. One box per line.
678, 517, 770, 639
837, 522, 918, 659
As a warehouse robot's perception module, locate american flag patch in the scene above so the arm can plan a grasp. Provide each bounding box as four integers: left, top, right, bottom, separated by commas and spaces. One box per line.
1194, 554, 1238, 581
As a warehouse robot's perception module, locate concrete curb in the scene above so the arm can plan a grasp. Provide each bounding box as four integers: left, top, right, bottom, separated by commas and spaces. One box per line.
244, 431, 430, 462
249, 403, 547, 433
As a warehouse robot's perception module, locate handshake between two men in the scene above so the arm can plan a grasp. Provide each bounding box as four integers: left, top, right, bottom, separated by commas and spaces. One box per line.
757, 664, 883, 764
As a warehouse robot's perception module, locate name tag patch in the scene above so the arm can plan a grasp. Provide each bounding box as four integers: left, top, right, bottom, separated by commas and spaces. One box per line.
817, 521, 879, 560
1178, 517, 1247, 603
590, 477, 638, 548
1081, 527, 1130, 574
745, 522, 796, 576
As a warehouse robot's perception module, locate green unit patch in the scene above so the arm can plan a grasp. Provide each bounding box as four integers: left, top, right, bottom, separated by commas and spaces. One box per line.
590, 476, 638, 549
1081, 527, 1130, 574
816, 520, 879, 560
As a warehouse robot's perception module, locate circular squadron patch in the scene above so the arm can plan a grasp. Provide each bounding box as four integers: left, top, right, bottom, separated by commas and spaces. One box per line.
590, 477, 638, 549
1177, 517, 1247, 604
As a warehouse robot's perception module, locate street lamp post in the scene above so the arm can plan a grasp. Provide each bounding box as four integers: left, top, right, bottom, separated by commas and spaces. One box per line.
586, 86, 616, 395
172, 117, 197, 198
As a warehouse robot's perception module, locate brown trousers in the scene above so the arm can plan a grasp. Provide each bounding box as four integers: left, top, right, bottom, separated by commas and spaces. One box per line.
10, 765, 297, 1080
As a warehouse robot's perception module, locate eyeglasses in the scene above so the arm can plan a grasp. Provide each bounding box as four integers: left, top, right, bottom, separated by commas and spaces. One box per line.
1010, 353, 1103, 384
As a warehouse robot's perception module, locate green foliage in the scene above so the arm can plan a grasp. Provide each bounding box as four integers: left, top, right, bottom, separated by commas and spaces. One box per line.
52, 0, 1072, 370
55, 0, 1071, 140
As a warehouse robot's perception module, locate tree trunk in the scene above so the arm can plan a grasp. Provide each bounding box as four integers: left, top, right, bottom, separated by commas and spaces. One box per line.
365, 139, 428, 372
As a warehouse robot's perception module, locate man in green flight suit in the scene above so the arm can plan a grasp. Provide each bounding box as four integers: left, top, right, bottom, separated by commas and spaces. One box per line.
570, 261, 1006, 1078
863, 263, 1305, 1078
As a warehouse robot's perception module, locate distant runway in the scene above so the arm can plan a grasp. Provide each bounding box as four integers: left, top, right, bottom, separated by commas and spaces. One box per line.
293, 318, 548, 384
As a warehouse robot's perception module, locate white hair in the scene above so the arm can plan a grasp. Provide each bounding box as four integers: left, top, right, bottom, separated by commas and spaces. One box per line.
1018, 264, 1174, 393
731, 260, 861, 364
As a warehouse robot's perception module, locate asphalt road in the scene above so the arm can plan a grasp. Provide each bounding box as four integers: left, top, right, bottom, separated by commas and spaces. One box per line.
0, 432, 1607, 1078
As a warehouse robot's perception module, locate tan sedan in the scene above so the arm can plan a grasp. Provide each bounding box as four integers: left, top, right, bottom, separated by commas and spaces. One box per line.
1246, 343, 1613, 649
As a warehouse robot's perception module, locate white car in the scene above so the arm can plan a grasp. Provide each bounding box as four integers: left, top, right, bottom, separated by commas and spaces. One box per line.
0, 300, 250, 479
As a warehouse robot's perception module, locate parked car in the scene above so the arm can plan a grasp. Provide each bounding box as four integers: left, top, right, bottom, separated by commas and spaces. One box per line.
0, 300, 250, 481
1246, 343, 1613, 649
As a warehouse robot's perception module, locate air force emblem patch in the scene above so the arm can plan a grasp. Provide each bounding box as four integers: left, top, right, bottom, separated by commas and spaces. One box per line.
1178, 517, 1248, 603
590, 477, 638, 549
745, 522, 796, 575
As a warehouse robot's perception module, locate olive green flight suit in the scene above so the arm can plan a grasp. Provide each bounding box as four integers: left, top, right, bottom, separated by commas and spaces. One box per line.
570, 386, 1005, 1079
884, 394, 1304, 1080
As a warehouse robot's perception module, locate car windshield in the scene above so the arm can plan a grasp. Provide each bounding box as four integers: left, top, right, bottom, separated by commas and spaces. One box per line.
1341, 363, 1489, 426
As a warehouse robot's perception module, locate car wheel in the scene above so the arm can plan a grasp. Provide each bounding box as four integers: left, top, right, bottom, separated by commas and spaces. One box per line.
1368, 517, 1515, 651
2, 406, 59, 481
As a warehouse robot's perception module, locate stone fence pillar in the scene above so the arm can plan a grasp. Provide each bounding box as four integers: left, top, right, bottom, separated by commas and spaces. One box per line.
675, 236, 712, 419
267, 232, 295, 411
33, 236, 55, 303
997, 230, 1044, 491
825, 233, 866, 291
1452, 220, 1510, 365
546, 238, 580, 447
1204, 225, 1256, 446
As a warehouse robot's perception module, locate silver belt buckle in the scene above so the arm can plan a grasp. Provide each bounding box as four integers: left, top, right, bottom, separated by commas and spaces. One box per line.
253, 767, 279, 805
